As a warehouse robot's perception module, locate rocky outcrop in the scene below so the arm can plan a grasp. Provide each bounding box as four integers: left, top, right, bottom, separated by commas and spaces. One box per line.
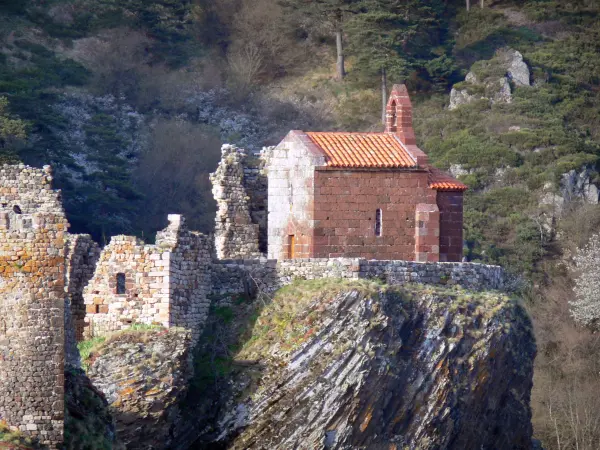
84, 328, 193, 449
504, 48, 531, 87
449, 48, 531, 110
560, 166, 599, 204
65, 369, 120, 450
192, 280, 536, 449
539, 166, 599, 217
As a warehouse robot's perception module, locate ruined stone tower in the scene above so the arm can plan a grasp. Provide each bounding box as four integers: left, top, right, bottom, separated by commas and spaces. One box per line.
210, 145, 265, 259
0, 165, 66, 447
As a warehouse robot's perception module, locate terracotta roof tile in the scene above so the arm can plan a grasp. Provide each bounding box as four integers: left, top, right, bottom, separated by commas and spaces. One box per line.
428, 167, 468, 191
306, 132, 417, 168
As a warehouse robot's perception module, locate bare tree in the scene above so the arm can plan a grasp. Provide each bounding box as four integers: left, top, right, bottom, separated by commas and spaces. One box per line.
72, 28, 152, 102
227, 43, 264, 95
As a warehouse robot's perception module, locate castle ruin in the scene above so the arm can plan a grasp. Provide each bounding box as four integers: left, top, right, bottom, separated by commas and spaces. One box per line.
0, 100, 498, 447
82, 215, 212, 342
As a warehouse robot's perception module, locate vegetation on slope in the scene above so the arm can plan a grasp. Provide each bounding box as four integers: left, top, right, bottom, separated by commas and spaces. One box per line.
1, 0, 599, 448
0, 421, 35, 449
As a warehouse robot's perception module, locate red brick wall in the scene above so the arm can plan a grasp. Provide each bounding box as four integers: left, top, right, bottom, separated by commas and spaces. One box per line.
313, 169, 437, 260
437, 191, 464, 262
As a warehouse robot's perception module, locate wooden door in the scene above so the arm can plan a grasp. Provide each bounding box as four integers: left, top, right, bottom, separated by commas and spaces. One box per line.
288, 235, 296, 259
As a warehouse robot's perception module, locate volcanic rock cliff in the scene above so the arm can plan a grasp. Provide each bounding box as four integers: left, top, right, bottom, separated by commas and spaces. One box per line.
187, 279, 536, 450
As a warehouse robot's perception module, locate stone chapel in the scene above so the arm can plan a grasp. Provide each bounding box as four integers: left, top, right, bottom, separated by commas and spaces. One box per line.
268, 84, 467, 262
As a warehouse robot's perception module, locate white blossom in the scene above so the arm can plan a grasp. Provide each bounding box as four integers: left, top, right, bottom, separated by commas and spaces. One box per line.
570, 234, 600, 328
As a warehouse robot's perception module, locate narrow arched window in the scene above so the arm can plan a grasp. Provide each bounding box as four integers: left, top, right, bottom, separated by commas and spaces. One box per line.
388, 101, 397, 133
375, 209, 382, 236
116, 273, 126, 294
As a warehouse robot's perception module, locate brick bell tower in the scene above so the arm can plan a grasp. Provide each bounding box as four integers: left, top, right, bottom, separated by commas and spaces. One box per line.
385, 84, 417, 145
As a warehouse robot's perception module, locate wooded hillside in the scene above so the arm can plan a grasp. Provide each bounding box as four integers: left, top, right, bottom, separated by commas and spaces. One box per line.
1, 1, 600, 448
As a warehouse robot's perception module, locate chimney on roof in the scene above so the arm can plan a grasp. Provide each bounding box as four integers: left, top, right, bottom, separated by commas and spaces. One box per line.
385, 84, 416, 145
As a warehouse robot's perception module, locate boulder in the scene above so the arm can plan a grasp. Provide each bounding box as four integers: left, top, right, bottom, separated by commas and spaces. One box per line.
449, 47, 531, 110
85, 328, 194, 449
503, 48, 531, 87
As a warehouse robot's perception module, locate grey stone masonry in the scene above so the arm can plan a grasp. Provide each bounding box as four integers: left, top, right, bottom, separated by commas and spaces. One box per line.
65, 234, 100, 341
211, 258, 505, 298
244, 147, 273, 253
0, 164, 66, 448
210, 145, 262, 259
83, 215, 212, 343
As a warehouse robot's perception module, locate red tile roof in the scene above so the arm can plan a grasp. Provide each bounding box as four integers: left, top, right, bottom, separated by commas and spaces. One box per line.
306, 132, 417, 168
428, 167, 468, 191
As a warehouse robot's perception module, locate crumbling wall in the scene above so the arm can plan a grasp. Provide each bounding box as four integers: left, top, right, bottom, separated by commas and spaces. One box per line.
0, 164, 66, 448
243, 147, 272, 253
158, 215, 213, 339
65, 234, 100, 341
83, 215, 212, 342
210, 144, 266, 259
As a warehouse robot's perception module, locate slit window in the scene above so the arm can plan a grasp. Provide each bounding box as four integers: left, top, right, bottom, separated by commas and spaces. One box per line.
375, 209, 382, 236
116, 273, 126, 294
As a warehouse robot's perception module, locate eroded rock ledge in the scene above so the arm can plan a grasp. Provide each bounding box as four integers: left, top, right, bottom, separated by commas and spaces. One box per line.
191, 279, 536, 450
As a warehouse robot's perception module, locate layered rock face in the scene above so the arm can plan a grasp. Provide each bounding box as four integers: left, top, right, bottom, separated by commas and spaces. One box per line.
205, 281, 536, 449
85, 328, 193, 449
65, 369, 119, 450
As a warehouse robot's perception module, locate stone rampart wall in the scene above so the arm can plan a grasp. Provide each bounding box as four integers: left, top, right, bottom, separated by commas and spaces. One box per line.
211, 258, 505, 298
0, 164, 65, 448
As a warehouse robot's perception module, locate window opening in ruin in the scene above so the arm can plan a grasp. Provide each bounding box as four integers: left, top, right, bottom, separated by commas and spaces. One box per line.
95, 305, 100, 314
12, 205, 21, 214
375, 209, 382, 236
389, 101, 397, 132
288, 235, 296, 259
116, 273, 126, 294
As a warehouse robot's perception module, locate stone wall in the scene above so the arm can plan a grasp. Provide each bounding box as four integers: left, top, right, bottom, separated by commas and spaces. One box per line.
159, 215, 213, 336
211, 258, 505, 298
65, 234, 100, 341
210, 145, 261, 259
267, 132, 326, 260
437, 191, 464, 262
0, 164, 66, 448
83, 215, 212, 342
244, 147, 272, 253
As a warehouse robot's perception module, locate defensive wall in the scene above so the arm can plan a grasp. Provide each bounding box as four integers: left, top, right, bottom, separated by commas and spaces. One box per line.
211, 258, 505, 297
